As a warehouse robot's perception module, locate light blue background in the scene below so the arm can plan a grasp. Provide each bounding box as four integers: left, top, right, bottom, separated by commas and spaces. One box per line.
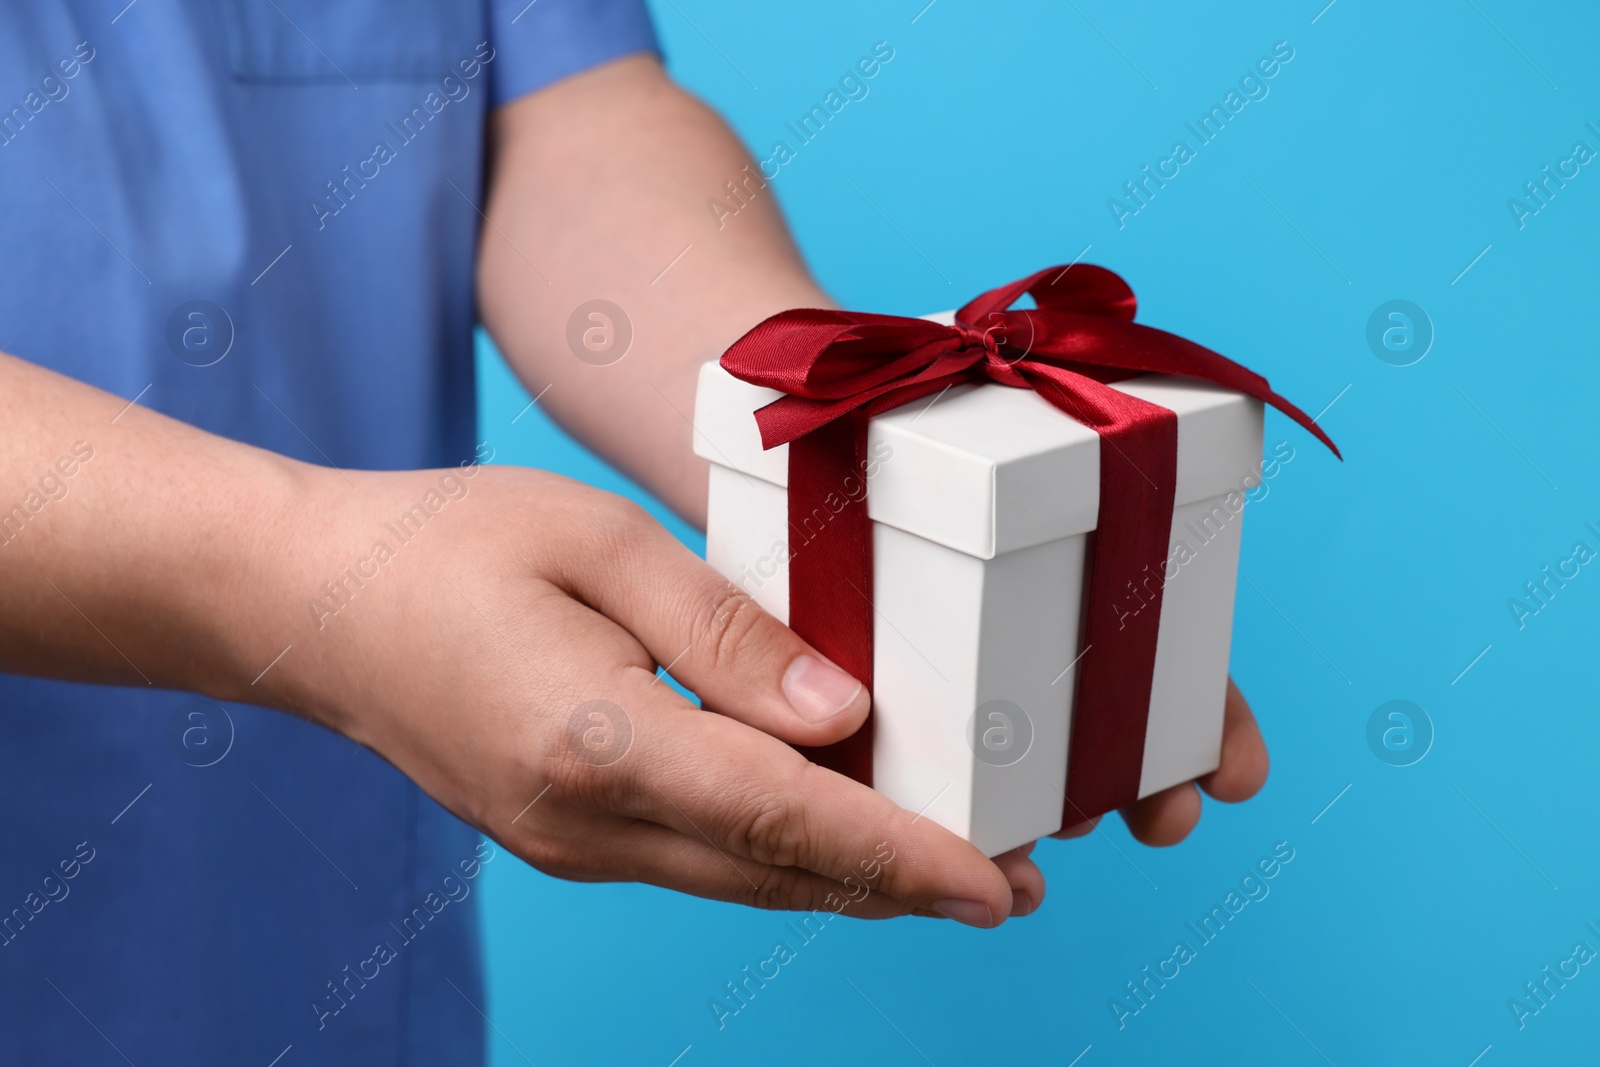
477, 2, 1600, 1064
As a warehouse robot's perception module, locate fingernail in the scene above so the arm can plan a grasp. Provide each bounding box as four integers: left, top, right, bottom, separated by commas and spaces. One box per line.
1010, 890, 1037, 917
782, 654, 863, 723
931, 898, 996, 928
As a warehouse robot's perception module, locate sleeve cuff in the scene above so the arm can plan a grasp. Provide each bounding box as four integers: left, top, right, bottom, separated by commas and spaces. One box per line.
488, 0, 662, 109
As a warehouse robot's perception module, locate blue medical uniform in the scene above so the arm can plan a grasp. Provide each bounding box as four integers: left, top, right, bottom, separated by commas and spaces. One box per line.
0, 2, 657, 1062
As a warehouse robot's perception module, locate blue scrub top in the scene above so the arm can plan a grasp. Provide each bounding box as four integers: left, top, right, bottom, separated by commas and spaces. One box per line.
0, 2, 657, 1063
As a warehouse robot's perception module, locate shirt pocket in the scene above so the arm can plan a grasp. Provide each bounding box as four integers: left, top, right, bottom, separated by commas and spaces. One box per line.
220, 0, 480, 85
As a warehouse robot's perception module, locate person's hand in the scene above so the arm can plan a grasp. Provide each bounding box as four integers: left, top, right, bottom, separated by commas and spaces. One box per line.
1053, 678, 1268, 844
259, 462, 1042, 926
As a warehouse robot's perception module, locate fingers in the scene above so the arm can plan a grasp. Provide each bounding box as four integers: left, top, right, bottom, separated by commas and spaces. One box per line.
991, 846, 1046, 916
1119, 782, 1202, 846
1198, 678, 1269, 803
521, 814, 1040, 924
557, 819, 915, 920
594, 673, 1015, 927
1050, 815, 1101, 840
552, 498, 870, 746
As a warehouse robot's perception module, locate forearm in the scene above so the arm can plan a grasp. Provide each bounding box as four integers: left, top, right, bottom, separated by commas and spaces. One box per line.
478, 55, 831, 527
0, 351, 304, 701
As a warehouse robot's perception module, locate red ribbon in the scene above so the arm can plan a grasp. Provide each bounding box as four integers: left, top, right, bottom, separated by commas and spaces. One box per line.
721, 265, 1340, 826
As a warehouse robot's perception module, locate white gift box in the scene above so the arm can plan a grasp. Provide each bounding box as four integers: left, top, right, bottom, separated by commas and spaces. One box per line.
693, 314, 1264, 857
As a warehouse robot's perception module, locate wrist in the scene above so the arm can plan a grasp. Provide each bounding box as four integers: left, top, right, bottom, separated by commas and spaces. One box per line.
228, 461, 441, 747
192, 451, 333, 713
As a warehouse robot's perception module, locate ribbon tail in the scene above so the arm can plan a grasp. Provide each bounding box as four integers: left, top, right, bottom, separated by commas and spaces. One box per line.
1061, 403, 1180, 825
787, 413, 876, 784
1260, 386, 1341, 460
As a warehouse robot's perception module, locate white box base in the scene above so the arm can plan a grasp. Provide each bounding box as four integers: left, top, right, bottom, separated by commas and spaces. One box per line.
708, 464, 1244, 856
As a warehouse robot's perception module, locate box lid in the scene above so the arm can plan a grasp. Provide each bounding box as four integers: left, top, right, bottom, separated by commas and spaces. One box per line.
694, 313, 1265, 560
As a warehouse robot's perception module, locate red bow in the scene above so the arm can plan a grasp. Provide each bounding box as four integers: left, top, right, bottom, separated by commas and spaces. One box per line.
721, 264, 1339, 823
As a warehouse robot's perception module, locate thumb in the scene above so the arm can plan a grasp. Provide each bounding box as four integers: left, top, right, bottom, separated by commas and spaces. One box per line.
555, 498, 871, 746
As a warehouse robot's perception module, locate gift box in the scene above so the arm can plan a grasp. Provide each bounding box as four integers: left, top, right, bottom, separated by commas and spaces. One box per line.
694, 266, 1335, 857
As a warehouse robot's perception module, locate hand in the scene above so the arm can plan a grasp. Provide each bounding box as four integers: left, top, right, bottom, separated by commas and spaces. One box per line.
262, 463, 1040, 927
1053, 678, 1268, 845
